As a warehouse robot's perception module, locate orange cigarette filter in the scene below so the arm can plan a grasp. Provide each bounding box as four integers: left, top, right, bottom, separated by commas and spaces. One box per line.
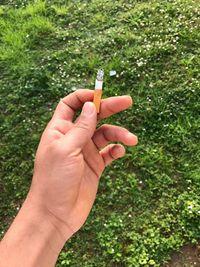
93, 69, 104, 113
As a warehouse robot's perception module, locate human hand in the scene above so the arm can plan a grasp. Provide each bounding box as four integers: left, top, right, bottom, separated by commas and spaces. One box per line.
28, 89, 138, 240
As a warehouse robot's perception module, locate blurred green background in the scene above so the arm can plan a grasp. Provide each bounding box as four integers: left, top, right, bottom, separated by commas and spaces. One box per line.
0, 0, 199, 266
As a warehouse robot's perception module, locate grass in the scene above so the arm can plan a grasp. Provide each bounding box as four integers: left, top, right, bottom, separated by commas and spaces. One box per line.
0, 0, 200, 266
0, 1, 54, 72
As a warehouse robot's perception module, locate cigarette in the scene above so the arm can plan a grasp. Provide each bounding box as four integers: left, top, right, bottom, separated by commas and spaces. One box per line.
93, 69, 104, 113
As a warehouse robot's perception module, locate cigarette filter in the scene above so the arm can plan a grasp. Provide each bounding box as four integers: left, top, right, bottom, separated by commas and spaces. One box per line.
93, 69, 104, 113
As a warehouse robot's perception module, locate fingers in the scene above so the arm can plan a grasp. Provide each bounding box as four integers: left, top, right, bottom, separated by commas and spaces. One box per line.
52, 89, 94, 121
62, 102, 97, 151
97, 95, 133, 121
100, 144, 126, 166
93, 124, 138, 149
52, 89, 133, 122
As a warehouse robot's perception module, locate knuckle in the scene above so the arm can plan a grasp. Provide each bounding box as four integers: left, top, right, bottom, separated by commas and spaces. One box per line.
101, 123, 110, 130
60, 91, 73, 104
47, 141, 59, 154
74, 89, 82, 94
46, 129, 62, 140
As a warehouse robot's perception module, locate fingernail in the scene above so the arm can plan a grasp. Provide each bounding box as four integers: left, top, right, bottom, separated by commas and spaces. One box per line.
121, 95, 133, 106
112, 145, 126, 158
83, 102, 95, 115
126, 132, 136, 138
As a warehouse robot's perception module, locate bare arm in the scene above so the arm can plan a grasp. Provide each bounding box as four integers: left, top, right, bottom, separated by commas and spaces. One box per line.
0, 195, 68, 267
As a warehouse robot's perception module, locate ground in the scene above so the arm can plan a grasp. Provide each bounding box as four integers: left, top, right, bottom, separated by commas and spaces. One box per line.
164, 244, 200, 267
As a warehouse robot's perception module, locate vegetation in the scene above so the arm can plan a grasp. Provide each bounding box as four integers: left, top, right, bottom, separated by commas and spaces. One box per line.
0, 0, 199, 266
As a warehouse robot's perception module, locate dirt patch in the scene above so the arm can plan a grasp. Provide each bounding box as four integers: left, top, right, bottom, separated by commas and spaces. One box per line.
164, 243, 200, 267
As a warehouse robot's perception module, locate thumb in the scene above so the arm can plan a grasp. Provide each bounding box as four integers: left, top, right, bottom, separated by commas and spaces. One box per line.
64, 102, 97, 150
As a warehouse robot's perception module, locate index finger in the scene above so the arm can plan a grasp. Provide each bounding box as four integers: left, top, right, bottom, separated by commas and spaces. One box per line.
52, 89, 133, 122
52, 89, 93, 121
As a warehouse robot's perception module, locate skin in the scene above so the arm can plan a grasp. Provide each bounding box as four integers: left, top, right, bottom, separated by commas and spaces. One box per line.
0, 89, 138, 267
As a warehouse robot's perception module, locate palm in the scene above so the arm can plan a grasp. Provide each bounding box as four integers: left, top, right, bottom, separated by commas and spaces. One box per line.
51, 137, 105, 231
67, 143, 104, 231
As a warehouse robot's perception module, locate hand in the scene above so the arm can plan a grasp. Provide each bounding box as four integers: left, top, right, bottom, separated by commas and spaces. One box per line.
28, 89, 138, 240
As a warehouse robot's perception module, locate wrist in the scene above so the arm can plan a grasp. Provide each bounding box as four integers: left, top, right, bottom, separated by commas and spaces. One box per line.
25, 190, 74, 242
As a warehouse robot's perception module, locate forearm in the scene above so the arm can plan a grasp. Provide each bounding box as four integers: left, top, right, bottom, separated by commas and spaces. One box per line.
0, 193, 70, 267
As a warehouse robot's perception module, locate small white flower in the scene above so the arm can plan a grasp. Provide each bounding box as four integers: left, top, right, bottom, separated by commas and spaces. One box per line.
137, 61, 143, 67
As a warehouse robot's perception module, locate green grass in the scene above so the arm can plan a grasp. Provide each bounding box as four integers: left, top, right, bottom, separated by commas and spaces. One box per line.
0, 0, 54, 73
0, 0, 200, 266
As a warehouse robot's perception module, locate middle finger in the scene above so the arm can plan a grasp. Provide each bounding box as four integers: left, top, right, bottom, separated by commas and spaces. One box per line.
93, 124, 138, 149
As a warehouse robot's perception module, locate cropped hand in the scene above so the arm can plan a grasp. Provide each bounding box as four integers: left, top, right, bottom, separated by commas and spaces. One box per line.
28, 89, 138, 240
